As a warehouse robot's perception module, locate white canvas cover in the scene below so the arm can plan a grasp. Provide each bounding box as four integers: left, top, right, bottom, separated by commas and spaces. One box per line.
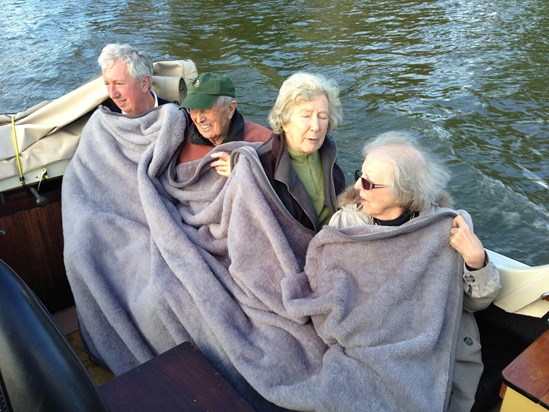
0, 60, 197, 192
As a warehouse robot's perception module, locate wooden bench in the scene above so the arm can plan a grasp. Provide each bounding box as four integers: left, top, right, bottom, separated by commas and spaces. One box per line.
98, 342, 255, 411
500, 329, 549, 411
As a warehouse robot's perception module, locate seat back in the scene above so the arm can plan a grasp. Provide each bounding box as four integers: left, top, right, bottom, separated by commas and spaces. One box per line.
0, 259, 108, 412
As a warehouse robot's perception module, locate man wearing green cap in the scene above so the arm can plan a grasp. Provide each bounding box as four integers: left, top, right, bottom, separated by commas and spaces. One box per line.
177, 73, 272, 168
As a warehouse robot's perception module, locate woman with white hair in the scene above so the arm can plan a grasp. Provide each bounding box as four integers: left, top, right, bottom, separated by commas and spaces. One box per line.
255, 72, 346, 232
329, 131, 501, 412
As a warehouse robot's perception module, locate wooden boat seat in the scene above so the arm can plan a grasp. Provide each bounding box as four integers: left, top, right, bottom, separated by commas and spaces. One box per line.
0, 259, 256, 411
500, 329, 549, 411
98, 343, 254, 411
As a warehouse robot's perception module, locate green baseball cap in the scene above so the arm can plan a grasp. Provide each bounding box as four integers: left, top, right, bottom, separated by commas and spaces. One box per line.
181, 73, 236, 110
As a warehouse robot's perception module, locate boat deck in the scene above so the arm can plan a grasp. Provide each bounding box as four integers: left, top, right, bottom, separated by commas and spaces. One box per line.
52, 306, 503, 411
53, 306, 114, 386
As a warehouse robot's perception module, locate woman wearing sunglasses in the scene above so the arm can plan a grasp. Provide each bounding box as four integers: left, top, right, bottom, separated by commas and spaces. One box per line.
329, 131, 501, 412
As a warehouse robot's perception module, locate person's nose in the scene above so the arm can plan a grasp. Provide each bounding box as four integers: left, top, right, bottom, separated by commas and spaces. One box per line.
108, 85, 119, 98
354, 178, 362, 190
309, 116, 320, 132
196, 111, 206, 122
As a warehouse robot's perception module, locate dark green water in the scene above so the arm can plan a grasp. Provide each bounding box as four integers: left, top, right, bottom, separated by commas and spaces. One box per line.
1, 0, 547, 265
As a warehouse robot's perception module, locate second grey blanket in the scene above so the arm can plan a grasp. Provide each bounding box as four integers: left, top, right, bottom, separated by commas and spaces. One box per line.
63, 105, 463, 411
282, 221, 463, 411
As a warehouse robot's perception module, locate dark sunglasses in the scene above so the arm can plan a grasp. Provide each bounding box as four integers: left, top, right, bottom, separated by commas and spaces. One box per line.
354, 170, 389, 191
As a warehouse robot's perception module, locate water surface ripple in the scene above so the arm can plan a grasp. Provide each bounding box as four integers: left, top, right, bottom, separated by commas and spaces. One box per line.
1, 0, 547, 265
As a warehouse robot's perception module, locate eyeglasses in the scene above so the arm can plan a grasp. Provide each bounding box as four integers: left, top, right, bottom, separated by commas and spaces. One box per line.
354, 170, 389, 191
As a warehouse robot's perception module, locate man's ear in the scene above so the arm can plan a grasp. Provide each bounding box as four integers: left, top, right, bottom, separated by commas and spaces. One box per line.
141, 75, 151, 92
228, 100, 237, 118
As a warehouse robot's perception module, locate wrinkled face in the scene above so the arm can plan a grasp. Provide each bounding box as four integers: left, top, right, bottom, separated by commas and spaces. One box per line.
355, 155, 404, 220
189, 100, 236, 145
282, 95, 329, 154
102, 59, 150, 116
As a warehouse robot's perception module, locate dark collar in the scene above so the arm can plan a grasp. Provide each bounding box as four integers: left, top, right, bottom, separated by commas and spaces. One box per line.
373, 210, 419, 226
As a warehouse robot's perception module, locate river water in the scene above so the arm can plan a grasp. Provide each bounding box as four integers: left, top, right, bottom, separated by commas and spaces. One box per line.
1, 0, 547, 266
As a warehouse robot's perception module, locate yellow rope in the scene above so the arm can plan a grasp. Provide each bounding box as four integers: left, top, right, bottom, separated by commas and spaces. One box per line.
10, 115, 25, 185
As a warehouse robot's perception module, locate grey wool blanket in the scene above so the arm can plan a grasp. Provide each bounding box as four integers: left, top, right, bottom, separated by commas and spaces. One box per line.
62, 104, 463, 411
